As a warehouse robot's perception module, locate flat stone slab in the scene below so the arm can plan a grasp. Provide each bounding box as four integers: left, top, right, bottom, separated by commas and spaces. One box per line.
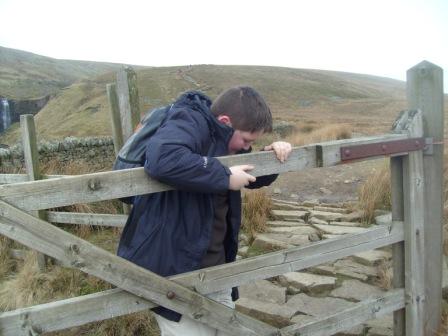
375, 213, 392, 226
237, 246, 249, 257
235, 297, 295, 328
290, 314, 316, 325
309, 217, 329, 225
279, 272, 337, 294
252, 234, 295, 251
309, 210, 348, 222
285, 293, 354, 317
313, 206, 351, 214
310, 259, 377, 282
239, 232, 249, 245
336, 325, 366, 336
272, 202, 312, 211
313, 224, 369, 235
330, 279, 385, 302
365, 316, 393, 336
301, 200, 320, 207
267, 226, 318, 235
344, 210, 365, 222
267, 220, 306, 227
272, 209, 309, 221
262, 233, 311, 246
239, 279, 286, 304
334, 259, 378, 280
329, 221, 363, 227
353, 249, 392, 266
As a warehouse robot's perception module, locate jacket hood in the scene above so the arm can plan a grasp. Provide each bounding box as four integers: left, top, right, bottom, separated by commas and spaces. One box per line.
173, 90, 233, 143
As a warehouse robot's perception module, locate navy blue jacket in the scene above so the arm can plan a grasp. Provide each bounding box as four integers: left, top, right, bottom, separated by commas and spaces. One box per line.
117, 91, 277, 321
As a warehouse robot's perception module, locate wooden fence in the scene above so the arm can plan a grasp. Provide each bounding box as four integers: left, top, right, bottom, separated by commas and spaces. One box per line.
0, 61, 444, 335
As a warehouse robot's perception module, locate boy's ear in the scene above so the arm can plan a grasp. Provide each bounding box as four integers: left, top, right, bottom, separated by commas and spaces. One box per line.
217, 115, 232, 126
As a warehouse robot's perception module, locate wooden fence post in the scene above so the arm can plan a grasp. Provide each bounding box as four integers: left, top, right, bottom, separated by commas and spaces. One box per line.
407, 61, 444, 334
20, 114, 46, 271
116, 66, 140, 142
107, 83, 124, 156
391, 156, 405, 336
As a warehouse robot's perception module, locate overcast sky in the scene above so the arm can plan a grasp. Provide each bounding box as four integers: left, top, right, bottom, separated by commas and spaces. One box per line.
0, 0, 447, 85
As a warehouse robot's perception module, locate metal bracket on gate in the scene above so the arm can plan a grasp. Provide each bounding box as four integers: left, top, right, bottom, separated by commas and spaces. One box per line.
340, 137, 433, 162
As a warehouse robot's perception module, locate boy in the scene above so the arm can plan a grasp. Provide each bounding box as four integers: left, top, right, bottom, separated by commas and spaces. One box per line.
117, 86, 292, 335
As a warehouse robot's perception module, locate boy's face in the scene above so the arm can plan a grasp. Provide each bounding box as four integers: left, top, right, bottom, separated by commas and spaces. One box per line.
228, 129, 263, 154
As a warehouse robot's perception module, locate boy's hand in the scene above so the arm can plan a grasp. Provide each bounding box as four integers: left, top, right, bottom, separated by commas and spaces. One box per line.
229, 165, 256, 190
264, 141, 292, 163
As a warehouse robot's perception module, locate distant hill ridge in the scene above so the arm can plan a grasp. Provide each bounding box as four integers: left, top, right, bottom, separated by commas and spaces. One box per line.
0, 46, 409, 145
0, 46, 126, 99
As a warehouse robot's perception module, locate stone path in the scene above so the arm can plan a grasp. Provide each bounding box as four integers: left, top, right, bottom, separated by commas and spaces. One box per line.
236, 199, 394, 336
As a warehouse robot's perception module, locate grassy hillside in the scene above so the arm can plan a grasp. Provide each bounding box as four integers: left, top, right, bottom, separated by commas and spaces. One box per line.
0, 46, 126, 99
0, 61, 413, 145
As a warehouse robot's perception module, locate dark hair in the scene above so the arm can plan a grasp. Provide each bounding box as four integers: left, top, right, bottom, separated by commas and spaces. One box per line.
211, 86, 272, 133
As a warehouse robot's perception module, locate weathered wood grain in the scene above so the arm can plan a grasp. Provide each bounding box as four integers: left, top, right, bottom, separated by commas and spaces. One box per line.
407, 61, 444, 334
280, 289, 405, 336
316, 133, 407, 166
0, 200, 279, 336
190, 222, 404, 294
0, 220, 404, 335
0, 146, 316, 211
116, 67, 140, 141
0, 288, 156, 335
46, 211, 127, 227
106, 83, 124, 156
400, 110, 425, 335
20, 114, 46, 270
390, 156, 405, 336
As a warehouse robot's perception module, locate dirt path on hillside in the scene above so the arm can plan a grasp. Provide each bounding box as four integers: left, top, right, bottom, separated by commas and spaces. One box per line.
266, 159, 384, 204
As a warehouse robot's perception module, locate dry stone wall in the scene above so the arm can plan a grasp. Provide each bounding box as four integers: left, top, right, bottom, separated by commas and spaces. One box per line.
0, 136, 115, 172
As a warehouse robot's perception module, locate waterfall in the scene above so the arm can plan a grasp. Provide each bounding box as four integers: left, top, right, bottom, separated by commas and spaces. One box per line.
1, 98, 11, 132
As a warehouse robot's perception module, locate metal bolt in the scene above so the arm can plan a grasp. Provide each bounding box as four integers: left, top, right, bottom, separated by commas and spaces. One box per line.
166, 291, 176, 300
415, 140, 420, 147
344, 149, 351, 157
193, 312, 203, 319
416, 229, 420, 235
381, 144, 387, 151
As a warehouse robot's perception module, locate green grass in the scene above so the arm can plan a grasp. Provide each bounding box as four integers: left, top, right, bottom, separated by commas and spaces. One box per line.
0, 60, 409, 146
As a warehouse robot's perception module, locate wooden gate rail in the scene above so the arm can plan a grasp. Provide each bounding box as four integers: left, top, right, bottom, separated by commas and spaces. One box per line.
46, 211, 127, 227
0, 200, 279, 336
0, 221, 403, 335
0, 133, 407, 212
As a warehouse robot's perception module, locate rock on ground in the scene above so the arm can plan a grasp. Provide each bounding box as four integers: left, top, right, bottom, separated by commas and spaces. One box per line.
353, 249, 392, 266
279, 272, 337, 294
239, 279, 286, 304
285, 293, 354, 317
235, 297, 295, 328
330, 279, 385, 302
272, 209, 309, 221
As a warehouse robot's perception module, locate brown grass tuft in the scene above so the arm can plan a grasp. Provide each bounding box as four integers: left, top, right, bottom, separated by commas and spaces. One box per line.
0, 251, 111, 312
437, 310, 448, 336
285, 123, 352, 146
376, 260, 392, 290
241, 189, 272, 243
358, 161, 391, 224
0, 237, 15, 278
95, 311, 160, 336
